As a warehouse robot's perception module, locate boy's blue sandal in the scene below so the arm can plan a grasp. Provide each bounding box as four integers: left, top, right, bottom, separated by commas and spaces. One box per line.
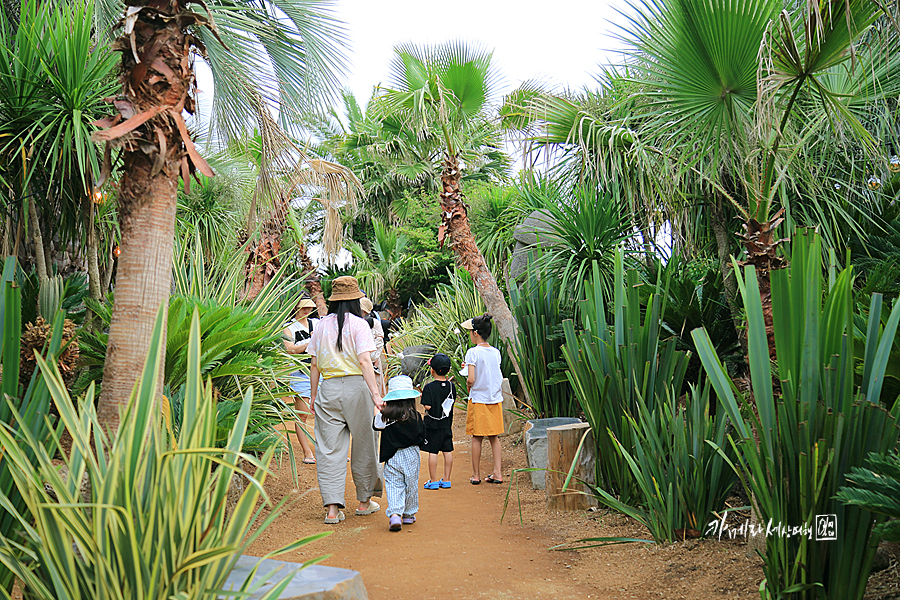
423, 480, 440, 490
439, 480, 451, 489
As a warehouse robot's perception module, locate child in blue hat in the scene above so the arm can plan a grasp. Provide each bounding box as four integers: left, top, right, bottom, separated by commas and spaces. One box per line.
373, 375, 425, 531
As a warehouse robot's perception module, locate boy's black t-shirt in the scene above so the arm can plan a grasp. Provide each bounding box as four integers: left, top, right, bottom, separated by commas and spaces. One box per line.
421, 380, 454, 430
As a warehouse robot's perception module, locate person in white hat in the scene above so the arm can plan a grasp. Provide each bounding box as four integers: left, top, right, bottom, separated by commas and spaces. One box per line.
282, 297, 318, 464
373, 375, 425, 531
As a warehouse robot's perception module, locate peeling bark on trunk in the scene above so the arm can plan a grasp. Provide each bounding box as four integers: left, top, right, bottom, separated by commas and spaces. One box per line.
96, 1, 211, 431
438, 153, 533, 408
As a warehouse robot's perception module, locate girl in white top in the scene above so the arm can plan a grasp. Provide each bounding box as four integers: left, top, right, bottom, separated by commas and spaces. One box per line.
461, 314, 505, 485
282, 298, 318, 464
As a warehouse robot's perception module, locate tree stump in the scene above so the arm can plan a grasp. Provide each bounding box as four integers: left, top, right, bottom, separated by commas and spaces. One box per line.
501, 378, 524, 437
546, 422, 598, 511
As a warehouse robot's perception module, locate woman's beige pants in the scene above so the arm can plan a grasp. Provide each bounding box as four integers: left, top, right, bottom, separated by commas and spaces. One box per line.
314, 375, 382, 508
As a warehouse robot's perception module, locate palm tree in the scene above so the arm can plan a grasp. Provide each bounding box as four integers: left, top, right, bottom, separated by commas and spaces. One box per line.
622, 0, 888, 354
379, 43, 514, 330
350, 218, 433, 312
91, 0, 348, 428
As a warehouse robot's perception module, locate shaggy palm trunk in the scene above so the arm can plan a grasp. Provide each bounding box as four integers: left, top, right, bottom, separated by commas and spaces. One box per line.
97, 0, 206, 430
439, 153, 533, 407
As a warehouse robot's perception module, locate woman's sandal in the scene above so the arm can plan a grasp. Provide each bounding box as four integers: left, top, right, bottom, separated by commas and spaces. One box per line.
324, 510, 345, 524
485, 475, 503, 484
470, 477, 481, 485
302, 457, 316, 465
355, 500, 380, 516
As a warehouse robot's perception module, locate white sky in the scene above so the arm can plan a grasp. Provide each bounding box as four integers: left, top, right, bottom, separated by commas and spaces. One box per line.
333, 0, 631, 106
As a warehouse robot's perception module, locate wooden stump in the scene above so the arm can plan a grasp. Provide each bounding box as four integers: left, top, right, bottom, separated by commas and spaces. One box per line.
546, 422, 598, 511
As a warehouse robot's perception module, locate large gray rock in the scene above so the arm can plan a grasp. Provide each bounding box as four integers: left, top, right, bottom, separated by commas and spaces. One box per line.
523, 417, 582, 489
224, 555, 368, 600
512, 210, 558, 247
400, 345, 435, 386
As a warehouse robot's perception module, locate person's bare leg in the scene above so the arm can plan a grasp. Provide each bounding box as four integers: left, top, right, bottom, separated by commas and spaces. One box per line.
488, 435, 502, 481
428, 453, 438, 481
326, 503, 340, 520
443, 451, 453, 480
294, 396, 315, 461
471, 436, 483, 481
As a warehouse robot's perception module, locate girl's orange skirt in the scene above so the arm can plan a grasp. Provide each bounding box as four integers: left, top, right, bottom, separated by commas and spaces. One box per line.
465, 400, 504, 436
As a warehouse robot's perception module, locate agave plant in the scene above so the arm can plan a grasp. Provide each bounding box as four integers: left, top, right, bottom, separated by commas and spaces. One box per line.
0, 309, 327, 600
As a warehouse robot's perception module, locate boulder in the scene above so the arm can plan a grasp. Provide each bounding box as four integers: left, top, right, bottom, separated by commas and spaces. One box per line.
523, 417, 582, 489
400, 345, 435, 386
224, 555, 368, 600
512, 210, 558, 247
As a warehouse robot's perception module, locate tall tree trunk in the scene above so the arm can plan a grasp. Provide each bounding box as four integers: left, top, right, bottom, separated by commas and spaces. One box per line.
711, 198, 747, 358
439, 153, 533, 408
84, 198, 102, 332
96, 0, 209, 430
28, 196, 48, 283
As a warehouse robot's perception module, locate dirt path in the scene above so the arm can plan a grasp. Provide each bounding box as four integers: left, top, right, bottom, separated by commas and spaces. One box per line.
248, 423, 600, 600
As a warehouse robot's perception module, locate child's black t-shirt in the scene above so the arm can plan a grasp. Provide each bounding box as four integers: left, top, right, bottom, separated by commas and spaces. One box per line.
421, 379, 454, 430
373, 413, 424, 463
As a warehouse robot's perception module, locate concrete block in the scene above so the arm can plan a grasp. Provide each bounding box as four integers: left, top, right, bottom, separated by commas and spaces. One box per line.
523, 417, 582, 489
224, 555, 368, 600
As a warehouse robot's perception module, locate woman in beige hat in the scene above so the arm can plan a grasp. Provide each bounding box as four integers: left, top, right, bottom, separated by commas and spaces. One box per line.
282, 297, 318, 464
307, 276, 384, 524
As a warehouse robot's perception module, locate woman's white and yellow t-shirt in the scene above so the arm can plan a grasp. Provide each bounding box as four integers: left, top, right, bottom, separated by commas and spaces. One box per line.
307, 313, 376, 379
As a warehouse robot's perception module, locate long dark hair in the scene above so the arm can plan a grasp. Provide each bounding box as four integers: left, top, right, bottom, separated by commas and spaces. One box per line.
328, 299, 363, 351
472, 313, 493, 341
380, 398, 418, 422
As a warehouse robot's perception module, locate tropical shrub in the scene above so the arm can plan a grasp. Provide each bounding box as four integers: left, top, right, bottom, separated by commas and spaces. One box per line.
586, 383, 736, 544
0, 310, 324, 600
0, 258, 59, 595
693, 229, 900, 600
509, 265, 577, 418
518, 180, 631, 301
562, 254, 690, 502
836, 451, 900, 543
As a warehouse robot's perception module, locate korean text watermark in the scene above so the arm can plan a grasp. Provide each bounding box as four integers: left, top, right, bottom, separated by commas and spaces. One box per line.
705, 513, 837, 541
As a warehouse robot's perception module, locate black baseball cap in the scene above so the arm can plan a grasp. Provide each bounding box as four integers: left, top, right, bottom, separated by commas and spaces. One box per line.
429, 353, 451, 375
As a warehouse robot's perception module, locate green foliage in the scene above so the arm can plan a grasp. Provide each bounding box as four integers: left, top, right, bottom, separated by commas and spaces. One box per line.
350, 218, 433, 306
693, 229, 900, 600
0, 0, 116, 194
836, 451, 900, 543
588, 384, 736, 543
396, 268, 518, 393
0, 309, 326, 600
390, 190, 455, 301
466, 184, 524, 276
0, 258, 67, 594
176, 174, 244, 263
519, 181, 631, 301
509, 266, 577, 418
562, 253, 690, 501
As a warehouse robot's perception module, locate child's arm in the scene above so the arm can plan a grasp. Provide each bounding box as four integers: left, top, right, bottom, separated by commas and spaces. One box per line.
466, 364, 475, 392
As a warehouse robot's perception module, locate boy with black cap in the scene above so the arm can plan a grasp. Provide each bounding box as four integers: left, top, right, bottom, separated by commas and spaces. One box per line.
421, 353, 455, 489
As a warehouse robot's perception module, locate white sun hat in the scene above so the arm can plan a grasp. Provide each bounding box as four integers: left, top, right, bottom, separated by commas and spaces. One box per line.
383, 375, 421, 401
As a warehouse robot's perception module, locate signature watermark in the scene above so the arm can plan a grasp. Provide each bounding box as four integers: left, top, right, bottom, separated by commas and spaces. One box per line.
705, 513, 837, 541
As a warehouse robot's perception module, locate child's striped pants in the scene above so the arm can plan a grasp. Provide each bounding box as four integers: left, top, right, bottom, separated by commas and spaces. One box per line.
384, 446, 420, 517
